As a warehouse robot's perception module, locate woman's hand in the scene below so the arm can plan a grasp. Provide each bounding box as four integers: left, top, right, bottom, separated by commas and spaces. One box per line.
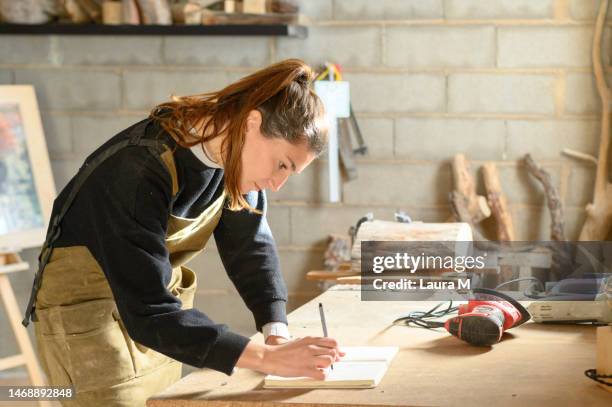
265, 335, 289, 345
236, 336, 345, 379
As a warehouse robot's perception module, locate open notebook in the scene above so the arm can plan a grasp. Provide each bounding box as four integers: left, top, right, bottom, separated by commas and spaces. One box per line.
263, 346, 399, 389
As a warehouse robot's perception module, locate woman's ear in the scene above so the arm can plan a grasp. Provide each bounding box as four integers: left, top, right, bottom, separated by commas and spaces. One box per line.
246, 110, 262, 135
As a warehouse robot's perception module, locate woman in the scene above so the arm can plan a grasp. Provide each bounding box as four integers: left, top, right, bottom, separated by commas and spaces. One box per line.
23, 59, 343, 406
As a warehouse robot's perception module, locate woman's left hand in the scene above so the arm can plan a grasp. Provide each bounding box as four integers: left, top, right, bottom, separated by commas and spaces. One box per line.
265, 335, 289, 345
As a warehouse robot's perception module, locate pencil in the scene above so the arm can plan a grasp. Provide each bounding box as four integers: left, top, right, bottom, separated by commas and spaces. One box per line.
318, 302, 333, 370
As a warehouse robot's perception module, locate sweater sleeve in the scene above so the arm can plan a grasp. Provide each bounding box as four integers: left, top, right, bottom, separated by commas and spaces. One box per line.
75, 149, 250, 375
214, 190, 289, 332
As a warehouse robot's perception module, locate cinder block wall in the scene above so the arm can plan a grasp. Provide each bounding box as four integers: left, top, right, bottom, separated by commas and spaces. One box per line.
0, 0, 608, 376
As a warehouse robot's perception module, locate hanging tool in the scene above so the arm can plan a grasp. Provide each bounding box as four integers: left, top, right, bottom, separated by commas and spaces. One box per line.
315, 63, 367, 184
394, 288, 531, 346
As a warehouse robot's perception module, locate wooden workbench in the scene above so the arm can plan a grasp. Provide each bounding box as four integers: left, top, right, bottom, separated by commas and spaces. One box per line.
148, 288, 611, 407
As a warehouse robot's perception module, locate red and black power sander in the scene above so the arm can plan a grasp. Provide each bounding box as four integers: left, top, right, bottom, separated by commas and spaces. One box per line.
394, 288, 531, 346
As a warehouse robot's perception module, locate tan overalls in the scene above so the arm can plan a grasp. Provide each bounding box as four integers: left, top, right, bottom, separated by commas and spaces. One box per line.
27, 123, 225, 406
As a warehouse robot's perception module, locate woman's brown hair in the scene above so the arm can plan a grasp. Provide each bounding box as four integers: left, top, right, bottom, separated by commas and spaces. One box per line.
150, 59, 328, 212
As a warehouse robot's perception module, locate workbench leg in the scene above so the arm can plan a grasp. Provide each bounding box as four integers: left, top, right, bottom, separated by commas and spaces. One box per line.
0, 274, 52, 407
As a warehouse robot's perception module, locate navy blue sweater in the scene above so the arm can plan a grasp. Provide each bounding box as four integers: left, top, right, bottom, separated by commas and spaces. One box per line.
48, 117, 288, 375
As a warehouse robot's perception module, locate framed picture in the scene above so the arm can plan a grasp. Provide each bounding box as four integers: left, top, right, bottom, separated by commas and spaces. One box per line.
0, 85, 56, 252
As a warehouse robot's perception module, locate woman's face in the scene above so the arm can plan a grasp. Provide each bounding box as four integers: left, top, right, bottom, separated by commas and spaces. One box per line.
240, 110, 316, 194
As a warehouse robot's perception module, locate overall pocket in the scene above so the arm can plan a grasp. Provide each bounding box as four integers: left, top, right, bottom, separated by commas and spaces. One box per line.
37, 299, 136, 393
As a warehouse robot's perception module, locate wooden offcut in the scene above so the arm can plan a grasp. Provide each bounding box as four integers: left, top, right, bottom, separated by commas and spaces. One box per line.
452, 154, 491, 224
482, 162, 515, 241
524, 154, 566, 241
579, 0, 612, 241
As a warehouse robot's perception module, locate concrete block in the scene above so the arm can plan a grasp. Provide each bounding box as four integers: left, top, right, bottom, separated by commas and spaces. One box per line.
498, 27, 595, 68
293, 0, 333, 21
511, 205, 551, 241
50, 158, 82, 191
268, 159, 328, 202
289, 205, 395, 247
395, 118, 505, 160
448, 74, 556, 115
565, 73, 612, 115
276, 26, 382, 67
353, 116, 393, 158
0, 35, 51, 64
267, 205, 291, 245
445, 0, 554, 19
567, 165, 596, 206
333, 0, 443, 20
164, 37, 270, 67
277, 249, 323, 292
386, 26, 495, 68
0, 70, 14, 84
276, 26, 381, 68
14, 69, 121, 110
40, 113, 73, 157
496, 163, 561, 206
122, 69, 230, 110
344, 72, 446, 113
58, 36, 162, 65
506, 120, 599, 160
569, 0, 612, 20
342, 162, 452, 206
72, 114, 142, 154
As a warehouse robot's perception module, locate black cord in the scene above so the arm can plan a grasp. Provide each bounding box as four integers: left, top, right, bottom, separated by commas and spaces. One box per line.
393, 301, 458, 329
585, 369, 612, 386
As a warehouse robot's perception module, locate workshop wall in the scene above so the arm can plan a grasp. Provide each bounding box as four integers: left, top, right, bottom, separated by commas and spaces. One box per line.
0, 0, 608, 375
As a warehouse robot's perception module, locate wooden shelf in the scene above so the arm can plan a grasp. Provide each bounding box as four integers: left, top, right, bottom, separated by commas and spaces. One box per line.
0, 23, 307, 38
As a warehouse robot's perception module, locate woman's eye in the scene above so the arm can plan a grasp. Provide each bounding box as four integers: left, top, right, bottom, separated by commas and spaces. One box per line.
279, 162, 287, 170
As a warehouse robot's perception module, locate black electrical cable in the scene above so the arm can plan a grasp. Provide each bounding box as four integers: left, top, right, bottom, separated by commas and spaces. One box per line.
393, 301, 458, 329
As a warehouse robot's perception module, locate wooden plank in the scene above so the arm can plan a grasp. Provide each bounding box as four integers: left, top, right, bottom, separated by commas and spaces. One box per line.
148, 290, 607, 407
0, 354, 25, 371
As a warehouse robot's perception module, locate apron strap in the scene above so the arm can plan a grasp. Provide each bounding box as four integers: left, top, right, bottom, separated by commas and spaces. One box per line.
22, 119, 168, 327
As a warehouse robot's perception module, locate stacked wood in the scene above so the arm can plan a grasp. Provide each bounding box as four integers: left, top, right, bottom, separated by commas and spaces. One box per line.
136, 0, 171, 24
171, 2, 205, 24
350, 220, 473, 273
482, 162, 515, 241
102, 1, 122, 24
242, 0, 266, 14
0, 0, 58, 23
122, 0, 140, 24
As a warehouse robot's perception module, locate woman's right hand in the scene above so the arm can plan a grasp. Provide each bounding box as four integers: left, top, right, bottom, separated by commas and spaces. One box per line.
236, 336, 344, 380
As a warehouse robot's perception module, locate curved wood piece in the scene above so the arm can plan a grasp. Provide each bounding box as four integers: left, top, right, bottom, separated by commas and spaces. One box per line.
579, 0, 612, 241
524, 154, 566, 241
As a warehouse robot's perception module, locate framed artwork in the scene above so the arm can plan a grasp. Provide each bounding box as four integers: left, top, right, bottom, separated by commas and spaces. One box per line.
0, 85, 56, 252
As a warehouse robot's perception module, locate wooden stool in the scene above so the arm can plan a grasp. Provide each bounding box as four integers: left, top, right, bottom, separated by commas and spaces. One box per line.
0, 252, 51, 407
